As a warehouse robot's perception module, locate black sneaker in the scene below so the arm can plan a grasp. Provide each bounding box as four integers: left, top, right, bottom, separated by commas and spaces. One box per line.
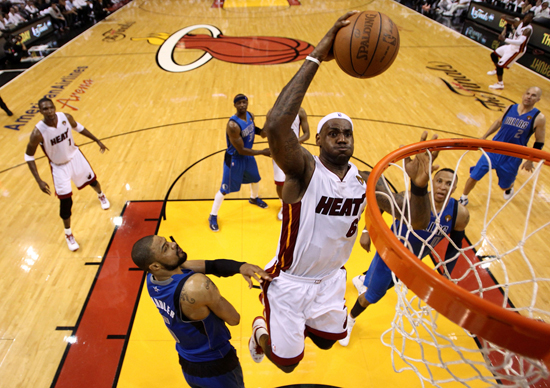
208, 214, 219, 232
249, 197, 268, 209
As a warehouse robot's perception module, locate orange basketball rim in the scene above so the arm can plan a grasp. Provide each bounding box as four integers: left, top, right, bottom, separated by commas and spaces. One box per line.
365, 138, 550, 366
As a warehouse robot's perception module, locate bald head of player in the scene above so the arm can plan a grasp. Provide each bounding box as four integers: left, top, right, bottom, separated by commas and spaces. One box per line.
522, 86, 542, 108
316, 112, 354, 165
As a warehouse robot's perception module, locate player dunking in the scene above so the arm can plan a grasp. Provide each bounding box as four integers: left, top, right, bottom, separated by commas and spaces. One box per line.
271, 106, 310, 220
247, 12, 438, 373
25, 98, 110, 251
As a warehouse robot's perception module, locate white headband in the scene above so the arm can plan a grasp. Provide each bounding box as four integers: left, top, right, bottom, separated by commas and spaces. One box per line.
316, 112, 354, 134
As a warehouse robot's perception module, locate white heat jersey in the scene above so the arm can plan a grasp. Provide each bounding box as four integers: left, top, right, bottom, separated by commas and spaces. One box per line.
36, 112, 79, 165
511, 22, 533, 54
268, 156, 367, 279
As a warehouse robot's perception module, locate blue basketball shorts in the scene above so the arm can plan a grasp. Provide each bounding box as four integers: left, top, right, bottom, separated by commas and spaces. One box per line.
184, 364, 244, 388
469, 152, 522, 190
220, 153, 261, 194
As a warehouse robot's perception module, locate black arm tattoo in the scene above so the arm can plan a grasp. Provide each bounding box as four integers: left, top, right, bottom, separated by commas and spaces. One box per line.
180, 287, 196, 305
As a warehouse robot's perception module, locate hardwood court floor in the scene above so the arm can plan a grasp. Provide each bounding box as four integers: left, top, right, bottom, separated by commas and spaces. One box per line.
0, 0, 549, 387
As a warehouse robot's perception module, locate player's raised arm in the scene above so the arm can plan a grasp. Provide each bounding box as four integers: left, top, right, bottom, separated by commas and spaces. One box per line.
264, 12, 357, 181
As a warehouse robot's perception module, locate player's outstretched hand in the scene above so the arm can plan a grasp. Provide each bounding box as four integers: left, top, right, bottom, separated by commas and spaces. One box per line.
97, 140, 109, 153
310, 11, 358, 62
521, 160, 535, 172
404, 131, 440, 188
239, 263, 272, 289
38, 180, 51, 195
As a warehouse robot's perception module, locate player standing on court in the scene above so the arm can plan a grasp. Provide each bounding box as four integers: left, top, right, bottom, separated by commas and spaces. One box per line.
247, 12, 438, 373
208, 94, 271, 232
459, 86, 546, 205
25, 97, 110, 251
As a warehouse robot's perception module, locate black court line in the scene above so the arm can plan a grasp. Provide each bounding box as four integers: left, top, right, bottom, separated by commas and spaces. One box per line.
84, 262, 101, 266
1, 115, 475, 175
106, 335, 127, 340
55, 326, 76, 331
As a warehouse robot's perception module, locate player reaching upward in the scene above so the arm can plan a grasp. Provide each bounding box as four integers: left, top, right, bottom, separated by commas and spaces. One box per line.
248, 12, 439, 373
340, 168, 470, 346
271, 106, 310, 220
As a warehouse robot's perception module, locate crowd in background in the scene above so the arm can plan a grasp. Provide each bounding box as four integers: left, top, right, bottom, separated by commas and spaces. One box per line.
0, 0, 121, 65
418, 0, 550, 20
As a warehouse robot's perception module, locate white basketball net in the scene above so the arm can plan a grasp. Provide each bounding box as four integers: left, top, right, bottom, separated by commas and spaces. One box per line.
376, 146, 550, 387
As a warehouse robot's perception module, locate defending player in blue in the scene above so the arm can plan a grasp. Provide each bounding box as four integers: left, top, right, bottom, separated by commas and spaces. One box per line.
131, 235, 271, 387
208, 94, 272, 232
459, 86, 546, 206
340, 169, 470, 346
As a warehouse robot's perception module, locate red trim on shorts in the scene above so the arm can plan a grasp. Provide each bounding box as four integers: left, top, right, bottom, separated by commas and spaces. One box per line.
502, 51, 521, 69
76, 149, 97, 190
274, 180, 284, 186
58, 192, 73, 199
306, 325, 347, 340
269, 347, 304, 366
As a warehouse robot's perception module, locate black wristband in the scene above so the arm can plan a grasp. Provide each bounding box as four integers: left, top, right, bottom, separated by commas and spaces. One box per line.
254, 126, 262, 135
410, 180, 428, 196
205, 259, 245, 277
534, 142, 544, 150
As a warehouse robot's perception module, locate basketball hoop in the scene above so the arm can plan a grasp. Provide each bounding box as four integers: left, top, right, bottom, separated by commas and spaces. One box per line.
365, 138, 550, 386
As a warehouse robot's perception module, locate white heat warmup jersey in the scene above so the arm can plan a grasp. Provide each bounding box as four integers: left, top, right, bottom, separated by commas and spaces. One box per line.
268, 156, 367, 279
36, 112, 80, 165
511, 22, 533, 54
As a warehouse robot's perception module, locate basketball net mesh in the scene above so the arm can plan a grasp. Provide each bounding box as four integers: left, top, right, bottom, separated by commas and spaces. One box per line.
375, 146, 550, 387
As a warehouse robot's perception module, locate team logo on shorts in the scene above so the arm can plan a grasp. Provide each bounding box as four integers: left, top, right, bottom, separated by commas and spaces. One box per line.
445, 215, 452, 222
356, 175, 364, 185
62, 121, 67, 125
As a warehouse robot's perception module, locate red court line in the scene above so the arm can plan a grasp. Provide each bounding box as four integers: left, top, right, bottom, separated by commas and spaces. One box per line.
51, 201, 162, 388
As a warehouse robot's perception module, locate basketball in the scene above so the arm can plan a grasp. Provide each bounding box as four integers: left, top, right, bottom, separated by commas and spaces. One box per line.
333, 11, 400, 79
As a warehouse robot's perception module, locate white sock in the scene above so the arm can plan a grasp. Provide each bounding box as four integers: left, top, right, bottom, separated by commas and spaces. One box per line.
64, 228, 72, 235
210, 191, 225, 216
97, 191, 104, 197
250, 182, 259, 199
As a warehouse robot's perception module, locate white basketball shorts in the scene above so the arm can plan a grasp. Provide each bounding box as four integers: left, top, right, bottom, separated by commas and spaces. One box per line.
51, 149, 96, 198
495, 45, 524, 69
264, 268, 348, 365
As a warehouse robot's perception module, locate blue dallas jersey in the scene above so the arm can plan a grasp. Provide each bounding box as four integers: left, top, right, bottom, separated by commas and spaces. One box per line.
147, 270, 233, 363
226, 112, 255, 156
494, 105, 540, 146
393, 198, 458, 258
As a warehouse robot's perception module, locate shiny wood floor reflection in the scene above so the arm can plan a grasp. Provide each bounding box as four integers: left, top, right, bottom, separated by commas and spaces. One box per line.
0, 0, 549, 387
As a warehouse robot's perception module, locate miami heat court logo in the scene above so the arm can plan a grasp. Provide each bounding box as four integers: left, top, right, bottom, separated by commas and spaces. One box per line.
131, 25, 314, 73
